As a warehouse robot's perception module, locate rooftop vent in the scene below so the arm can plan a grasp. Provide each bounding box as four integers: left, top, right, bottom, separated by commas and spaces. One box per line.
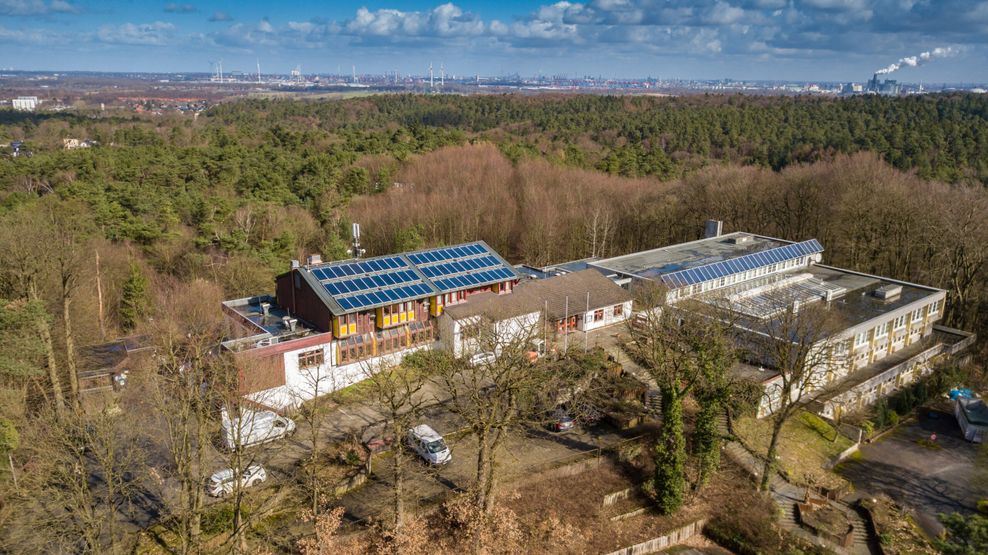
873, 284, 902, 301
290, 259, 300, 270
282, 317, 298, 332
260, 302, 271, 317
726, 235, 752, 245
306, 254, 322, 266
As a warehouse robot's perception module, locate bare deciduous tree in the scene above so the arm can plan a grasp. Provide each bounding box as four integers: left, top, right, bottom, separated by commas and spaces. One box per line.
746, 301, 845, 491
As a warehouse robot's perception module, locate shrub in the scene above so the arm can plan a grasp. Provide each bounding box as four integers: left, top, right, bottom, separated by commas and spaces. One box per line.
977, 499, 988, 516
201, 503, 252, 536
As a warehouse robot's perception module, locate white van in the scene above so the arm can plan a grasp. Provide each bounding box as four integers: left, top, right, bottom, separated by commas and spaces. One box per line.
407, 424, 451, 465
222, 408, 296, 451
207, 464, 267, 497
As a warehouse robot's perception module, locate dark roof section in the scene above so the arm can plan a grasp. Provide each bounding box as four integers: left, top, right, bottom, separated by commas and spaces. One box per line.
444, 269, 632, 322
285, 240, 520, 317
958, 398, 988, 427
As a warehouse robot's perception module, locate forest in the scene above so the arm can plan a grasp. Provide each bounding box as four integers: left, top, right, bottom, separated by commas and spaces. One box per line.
1, 92, 987, 552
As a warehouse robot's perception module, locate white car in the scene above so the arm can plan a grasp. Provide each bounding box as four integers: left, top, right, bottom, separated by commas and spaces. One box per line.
207, 464, 267, 497
468, 351, 496, 367
221, 408, 296, 451
407, 424, 452, 465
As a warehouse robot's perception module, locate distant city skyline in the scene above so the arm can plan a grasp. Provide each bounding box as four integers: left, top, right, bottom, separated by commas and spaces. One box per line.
1, 1, 985, 82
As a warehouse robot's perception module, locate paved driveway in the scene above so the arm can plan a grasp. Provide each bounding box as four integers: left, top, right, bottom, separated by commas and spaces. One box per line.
838, 407, 988, 536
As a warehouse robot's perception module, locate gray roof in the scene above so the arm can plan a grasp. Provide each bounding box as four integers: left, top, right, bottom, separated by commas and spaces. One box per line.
445, 269, 632, 322
590, 232, 794, 279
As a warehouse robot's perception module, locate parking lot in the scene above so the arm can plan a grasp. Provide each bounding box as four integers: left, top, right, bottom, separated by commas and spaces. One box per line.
340, 420, 628, 524
839, 407, 988, 537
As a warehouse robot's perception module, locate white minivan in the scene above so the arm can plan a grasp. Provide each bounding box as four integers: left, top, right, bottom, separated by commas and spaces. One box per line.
407, 424, 451, 465
207, 464, 267, 497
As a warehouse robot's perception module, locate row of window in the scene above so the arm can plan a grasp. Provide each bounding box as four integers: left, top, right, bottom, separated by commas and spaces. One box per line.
852, 300, 942, 348
670, 256, 808, 300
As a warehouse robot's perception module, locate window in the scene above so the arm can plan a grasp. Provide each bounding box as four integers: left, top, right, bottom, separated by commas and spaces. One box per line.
613, 304, 623, 317
298, 348, 324, 369
875, 322, 890, 339
929, 300, 940, 315
854, 331, 869, 348
594, 309, 604, 322
911, 308, 924, 323
893, 315, 906, 330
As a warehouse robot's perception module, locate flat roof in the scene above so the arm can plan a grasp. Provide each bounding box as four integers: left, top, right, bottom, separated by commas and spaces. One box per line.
221, 295, 319, 351
590, 232, 793, 279
704, 264, 942, 333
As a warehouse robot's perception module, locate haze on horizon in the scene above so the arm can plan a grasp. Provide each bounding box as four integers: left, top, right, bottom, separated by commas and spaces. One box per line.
1, 0, 986, 83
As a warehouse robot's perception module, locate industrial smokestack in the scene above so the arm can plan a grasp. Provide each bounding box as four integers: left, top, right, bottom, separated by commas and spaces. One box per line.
874, 47, 956, 75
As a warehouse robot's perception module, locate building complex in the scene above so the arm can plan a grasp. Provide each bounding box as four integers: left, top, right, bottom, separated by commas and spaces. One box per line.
221, 224, 973, 420
587, 227, 973, 418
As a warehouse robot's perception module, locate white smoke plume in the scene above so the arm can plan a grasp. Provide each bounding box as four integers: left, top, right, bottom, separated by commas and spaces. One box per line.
875, 47, 956, 75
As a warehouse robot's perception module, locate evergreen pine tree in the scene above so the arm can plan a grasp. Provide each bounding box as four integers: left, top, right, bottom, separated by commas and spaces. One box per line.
119, 262, 149, 331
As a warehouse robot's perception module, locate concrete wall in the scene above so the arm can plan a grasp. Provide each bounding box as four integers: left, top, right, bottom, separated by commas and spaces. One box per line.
442, 311, 541, 358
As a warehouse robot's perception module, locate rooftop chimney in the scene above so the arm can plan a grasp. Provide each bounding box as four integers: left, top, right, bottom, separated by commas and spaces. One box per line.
290, 259, 300, 270
282, 316, 298, 332
306, 254, 322, 266
704, 219, 723, 239
260, 302, 271, 317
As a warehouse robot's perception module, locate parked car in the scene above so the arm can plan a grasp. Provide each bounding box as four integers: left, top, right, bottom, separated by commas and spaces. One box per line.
221, 408, 296, 451
469, 351, 497, 366
548, 409, 576, 433
207, 464, 267, 497
407, 424, 452, 465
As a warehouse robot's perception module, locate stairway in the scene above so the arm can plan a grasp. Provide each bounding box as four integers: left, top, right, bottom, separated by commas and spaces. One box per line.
645, 389, 661, 413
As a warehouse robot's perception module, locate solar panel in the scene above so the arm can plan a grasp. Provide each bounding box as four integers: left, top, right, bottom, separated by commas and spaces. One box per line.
313, 242, 517, 311
660, 239, 823, 288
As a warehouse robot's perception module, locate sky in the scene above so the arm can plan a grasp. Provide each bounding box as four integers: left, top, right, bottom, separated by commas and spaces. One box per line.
1, 1, 986, 82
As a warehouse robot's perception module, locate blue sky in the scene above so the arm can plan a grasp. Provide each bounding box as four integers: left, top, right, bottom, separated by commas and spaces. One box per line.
1, 1, 986, 82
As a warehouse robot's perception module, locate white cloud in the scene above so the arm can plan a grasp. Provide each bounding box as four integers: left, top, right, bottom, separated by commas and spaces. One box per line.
97, 21, 176, 46
342, 3, 485, 38
163, 3, 197, 14
0, 0, 77, 16
208, 10, 232, 22
705, 2, 747, 25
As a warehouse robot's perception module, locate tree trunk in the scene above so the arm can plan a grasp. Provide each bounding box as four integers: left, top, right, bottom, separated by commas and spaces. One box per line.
760, 416, 786, 492
393, 445, 404, 531
63, 293, 81, 409
474, 431, 490, 511
34, 287, 65, 417
653, 386, 685, 514
692, 397, 721, 490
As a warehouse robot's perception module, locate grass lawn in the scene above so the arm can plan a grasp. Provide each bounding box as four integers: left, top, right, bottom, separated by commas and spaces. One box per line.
734, 411, 853, 489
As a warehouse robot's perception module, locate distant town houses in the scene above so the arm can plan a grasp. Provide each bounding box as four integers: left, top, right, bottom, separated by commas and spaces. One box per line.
12, 96, 39, 111
219, 223, 974, 421
63, 138, 97, 149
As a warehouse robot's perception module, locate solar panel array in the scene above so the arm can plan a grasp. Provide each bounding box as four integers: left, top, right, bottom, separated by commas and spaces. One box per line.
311, 256, 407, 280
310, 242, 518, 313
413, 244, 516, 293
407, 243, 488, 265
660, 239, 823, 288
433, 267, 517, 292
